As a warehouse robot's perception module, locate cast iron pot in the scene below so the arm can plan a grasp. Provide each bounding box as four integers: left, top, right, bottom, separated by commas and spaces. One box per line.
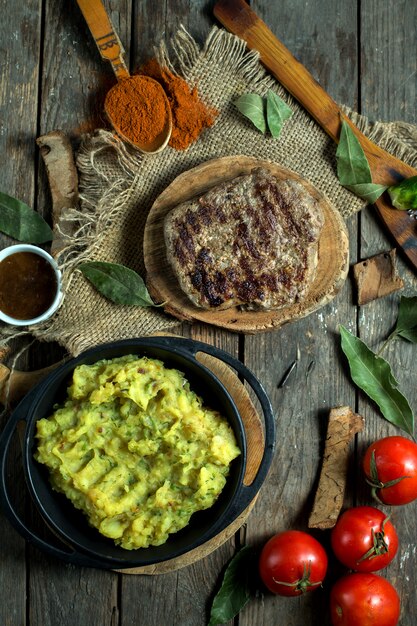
0, 337, 275, 569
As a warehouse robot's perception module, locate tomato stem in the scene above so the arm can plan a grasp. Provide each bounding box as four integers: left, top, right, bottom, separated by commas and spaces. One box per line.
272, 561, 322, 593
357, 515, 390, 563
367, 450, 410, 502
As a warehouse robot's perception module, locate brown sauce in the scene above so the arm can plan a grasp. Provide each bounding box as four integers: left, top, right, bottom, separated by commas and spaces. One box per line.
0, 251, 58, 320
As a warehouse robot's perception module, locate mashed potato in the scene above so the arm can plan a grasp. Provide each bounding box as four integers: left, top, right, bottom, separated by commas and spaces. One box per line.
35, 355, 241, 550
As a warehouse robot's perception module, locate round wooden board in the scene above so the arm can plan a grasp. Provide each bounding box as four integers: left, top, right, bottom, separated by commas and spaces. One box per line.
114, 349, 265, 575
144, 155, 350, 333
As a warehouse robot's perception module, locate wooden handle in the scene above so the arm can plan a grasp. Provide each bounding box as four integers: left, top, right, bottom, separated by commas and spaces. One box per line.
76, 0, 129, 79
214, 0, 417, 272
0, 362, 62, 407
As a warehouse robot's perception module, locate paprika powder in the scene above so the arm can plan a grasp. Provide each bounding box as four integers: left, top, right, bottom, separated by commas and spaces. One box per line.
104, 75, 170, 147
140, 59, 218, 150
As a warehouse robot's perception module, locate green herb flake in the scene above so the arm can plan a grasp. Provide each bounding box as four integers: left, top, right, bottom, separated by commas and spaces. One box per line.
336, 120, 388, 203
78, 261, 159, 307
340, 325, 414, 435
208, 546, 254, 626
266, 90, 292, 138
0, 191, 53, 243
234, 94, 266, 134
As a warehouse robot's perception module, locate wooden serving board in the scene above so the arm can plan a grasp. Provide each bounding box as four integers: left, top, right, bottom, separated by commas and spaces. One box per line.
144, 156, 349, 333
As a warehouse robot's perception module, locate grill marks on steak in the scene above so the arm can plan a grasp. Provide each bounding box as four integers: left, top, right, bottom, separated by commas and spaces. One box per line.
164, 168, 324, 310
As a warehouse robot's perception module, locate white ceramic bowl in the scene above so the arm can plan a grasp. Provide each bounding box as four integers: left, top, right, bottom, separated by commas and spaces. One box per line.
0, 244, 62, 326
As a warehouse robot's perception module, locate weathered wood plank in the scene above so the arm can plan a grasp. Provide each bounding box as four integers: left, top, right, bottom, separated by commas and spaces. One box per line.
28, 556, 119, 626
358, 2, 417, 624
241, 1, 359, 624
1, 1, 416, 626
0, 1, 43, 624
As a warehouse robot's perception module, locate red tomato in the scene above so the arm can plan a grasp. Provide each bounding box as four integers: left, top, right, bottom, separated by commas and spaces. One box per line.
363, 436, 417, 505
330, 573, 400, 626
258, 530, 328, 596
331, 506, 399, 572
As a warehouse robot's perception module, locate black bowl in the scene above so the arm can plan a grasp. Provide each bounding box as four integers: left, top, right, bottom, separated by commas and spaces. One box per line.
0, 337, 275, 569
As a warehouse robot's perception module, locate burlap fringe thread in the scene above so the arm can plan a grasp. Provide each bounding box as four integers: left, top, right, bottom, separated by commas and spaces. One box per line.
1, 26, 417, 357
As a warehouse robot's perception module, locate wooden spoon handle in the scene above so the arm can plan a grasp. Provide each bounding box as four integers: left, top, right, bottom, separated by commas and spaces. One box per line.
76, 0, 129, 79
214, 0, 417, 271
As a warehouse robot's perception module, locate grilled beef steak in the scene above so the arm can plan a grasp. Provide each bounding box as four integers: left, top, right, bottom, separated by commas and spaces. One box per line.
164, 167, 324, 310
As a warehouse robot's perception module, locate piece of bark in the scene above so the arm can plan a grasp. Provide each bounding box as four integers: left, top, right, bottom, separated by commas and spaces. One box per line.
36, 130, 79, 257
353, 249, 404, 305
308, 406, 364, 530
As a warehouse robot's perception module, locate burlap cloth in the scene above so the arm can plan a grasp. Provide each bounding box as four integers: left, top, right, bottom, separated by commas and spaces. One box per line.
3, 27, 417, 356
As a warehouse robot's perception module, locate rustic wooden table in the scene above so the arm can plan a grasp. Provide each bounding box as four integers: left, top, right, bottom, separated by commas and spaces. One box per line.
1, 1, 417, 625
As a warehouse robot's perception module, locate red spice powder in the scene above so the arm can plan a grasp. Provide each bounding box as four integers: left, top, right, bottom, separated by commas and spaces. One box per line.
139, 58, 218, 150
104, 75, 169, 146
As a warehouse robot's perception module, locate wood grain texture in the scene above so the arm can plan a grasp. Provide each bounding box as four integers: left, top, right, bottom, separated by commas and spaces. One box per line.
144, 155, 349, 332
0, 1, 42, 624
1, 1, 417, 625
357, 2, 417, 623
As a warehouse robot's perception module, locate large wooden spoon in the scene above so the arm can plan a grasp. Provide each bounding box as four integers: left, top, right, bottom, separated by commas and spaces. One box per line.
214, 0, 417, 273
76, 0, 172, 154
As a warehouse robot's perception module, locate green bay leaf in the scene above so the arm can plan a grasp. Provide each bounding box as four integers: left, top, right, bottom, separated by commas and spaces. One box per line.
0, 191, 53, 243
266, 90, 292, 138
340, 325, 414, 435
234, 94, 266, 133
79, 261, 157, 307
336, 120, 388, 202
336, 119, 372, 186
394, 295, 417, 343
208, 546, 254, 626
343, 182, 387, 203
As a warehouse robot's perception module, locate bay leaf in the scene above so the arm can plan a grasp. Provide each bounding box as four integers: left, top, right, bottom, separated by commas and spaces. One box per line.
0, 191, 53, 243
343, 182, 388, 204
336, 120, 387, 202
266, 90, 292, 138
208, 546, 254, 626
78, 261, 157, 307
234, 94, 266, 133
340, 325, 414, 435
394, 295, 417, 343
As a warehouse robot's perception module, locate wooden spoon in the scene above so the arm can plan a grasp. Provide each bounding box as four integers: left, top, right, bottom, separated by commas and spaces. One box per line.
76, 0, 172, 154
214, 0, 417, 273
